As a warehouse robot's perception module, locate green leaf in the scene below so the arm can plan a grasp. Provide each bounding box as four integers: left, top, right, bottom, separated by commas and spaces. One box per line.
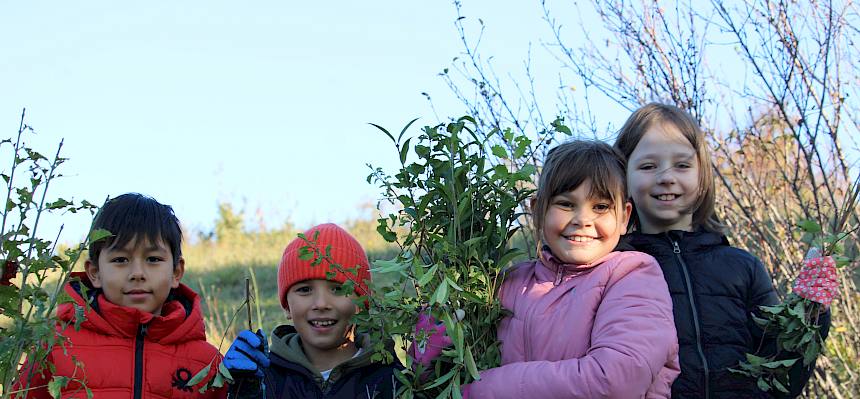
57, 290, 75, 305
760, 358, 798, 369
298, 246, 315, 261
518, 164, 537, 178
88, 228, 112, 243
464, 345, 481, 381
750, 313, 771, 329
772, 378, 789, 393
371, 259, 407, 274
757, 377, 771, 392
434, 381, 453, 399
73, 303, 86, 331
462, 236, 486, 248
758, 304, 785, 315
416, 264, 438, 287
495, 248, 525, 270
46, 198, 71, 210
433, 279, 449, 305
833, 255, 852, 268
219, 358, 234, 382
491, 145, 507, 159
400, 138, 412, 164
493, 164, 509, 176
369, 122, 397, 145
186, 362, 212, 387
803, 338, 820, 366
0, 285, 18, 310
398, 118, 420, 143
551, 117, 572, 135
211, 371, 224, 388
376, 219, 397, 243
745, 353, 768, 366
445, 276, 464, 292
48, 376, 69, 398
423, 367, 458, 390
513, 137, 530, 159
797, 219, 822, 233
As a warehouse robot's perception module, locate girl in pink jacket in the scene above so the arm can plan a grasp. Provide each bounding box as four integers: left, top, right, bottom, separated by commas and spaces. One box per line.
464, 140, 680, 398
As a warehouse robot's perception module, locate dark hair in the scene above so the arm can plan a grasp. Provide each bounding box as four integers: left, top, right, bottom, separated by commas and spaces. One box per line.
88, 193, 183, 268
614, 102, 724, 233
532, 140, 628, 253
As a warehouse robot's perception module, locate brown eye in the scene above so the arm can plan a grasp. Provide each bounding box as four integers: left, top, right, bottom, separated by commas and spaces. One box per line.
594, 203, 611, 213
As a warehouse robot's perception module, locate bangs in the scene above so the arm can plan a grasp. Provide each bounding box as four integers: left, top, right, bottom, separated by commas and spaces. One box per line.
544, 142, 627, 207
89, 193, 183, 265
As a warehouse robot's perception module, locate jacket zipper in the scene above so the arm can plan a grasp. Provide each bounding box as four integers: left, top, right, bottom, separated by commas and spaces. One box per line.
554, 264, 564, 286
134, 323, 148, 399
670, 237, 710, 399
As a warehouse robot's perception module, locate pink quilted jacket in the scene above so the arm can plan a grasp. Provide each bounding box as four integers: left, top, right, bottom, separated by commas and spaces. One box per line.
467, 250, 680, 398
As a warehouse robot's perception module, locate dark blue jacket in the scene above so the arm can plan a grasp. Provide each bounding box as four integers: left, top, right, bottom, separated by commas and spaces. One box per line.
624, 230, 830, 399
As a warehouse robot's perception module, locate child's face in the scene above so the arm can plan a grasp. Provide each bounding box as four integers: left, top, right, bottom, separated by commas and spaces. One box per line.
85, 236, 184, 316
543, 179, 631, 265
626, 122, 700, 233
286, 279, 359, 358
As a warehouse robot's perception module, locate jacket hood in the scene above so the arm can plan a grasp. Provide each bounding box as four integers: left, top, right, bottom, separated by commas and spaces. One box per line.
58, 271, 207, 345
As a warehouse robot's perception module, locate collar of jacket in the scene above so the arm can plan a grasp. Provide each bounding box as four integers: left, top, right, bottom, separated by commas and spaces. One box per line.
269, 324, 395, 380
624, 228, 729, 255
58, 271, 206, 344
537, 245, 624, 283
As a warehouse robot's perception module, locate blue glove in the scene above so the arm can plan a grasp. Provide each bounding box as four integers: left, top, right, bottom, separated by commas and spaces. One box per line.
224, 329, 270, 378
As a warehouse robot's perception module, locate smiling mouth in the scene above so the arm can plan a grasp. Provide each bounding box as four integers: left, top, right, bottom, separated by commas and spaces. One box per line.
309, 319, 337, 327
564, 235, 598, 242
653, 194, 681, 201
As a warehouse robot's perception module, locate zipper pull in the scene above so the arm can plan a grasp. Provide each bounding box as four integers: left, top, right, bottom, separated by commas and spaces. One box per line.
672, 240, 681, 254
554, 265, 564, 286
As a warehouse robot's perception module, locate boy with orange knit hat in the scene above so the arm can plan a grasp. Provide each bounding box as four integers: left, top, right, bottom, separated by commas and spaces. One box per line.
225, 223, 401, 399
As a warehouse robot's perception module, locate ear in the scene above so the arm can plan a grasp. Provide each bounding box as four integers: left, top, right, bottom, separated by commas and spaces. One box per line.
284, 308, 292, 320
171, 257, 186, 289
85, 259, 102, 288
620, 201, 633, 231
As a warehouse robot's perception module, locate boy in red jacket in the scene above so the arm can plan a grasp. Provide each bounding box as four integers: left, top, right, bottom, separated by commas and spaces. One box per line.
15, 193, 226, 398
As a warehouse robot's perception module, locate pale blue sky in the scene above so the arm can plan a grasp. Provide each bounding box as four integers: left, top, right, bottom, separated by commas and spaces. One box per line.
1, 1, 587, 243
4, 2, 856, 246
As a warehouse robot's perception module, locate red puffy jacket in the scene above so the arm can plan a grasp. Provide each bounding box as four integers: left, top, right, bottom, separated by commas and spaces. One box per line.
15, 272, 226, 399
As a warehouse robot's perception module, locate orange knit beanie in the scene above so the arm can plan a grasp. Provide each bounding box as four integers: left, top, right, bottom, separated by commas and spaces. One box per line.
277, 223, 371, 310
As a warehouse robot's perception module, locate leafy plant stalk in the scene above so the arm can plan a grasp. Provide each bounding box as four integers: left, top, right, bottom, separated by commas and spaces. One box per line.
0, 109, 98, 398
359, 117, 536, 398
731, 175, 859, 393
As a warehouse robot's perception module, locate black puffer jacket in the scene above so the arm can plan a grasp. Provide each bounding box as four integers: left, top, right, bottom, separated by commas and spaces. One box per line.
229, 325, 402, 399
625, 229, 829, 399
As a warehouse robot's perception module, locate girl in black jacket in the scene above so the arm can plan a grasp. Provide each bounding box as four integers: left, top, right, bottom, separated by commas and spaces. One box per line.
613, 103, 837, 398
